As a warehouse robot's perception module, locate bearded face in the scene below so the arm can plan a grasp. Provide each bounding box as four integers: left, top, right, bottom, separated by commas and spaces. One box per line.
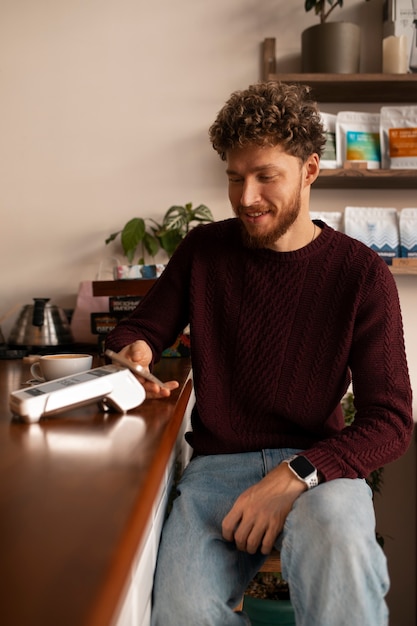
226, 144, 307, 251
237, 177, 303, 249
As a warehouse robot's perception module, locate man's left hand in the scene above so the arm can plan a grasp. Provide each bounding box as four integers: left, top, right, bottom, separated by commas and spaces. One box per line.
221, 462, 307, 555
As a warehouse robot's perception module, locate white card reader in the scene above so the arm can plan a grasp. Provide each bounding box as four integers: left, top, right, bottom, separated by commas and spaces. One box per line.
10, 364, 146, 423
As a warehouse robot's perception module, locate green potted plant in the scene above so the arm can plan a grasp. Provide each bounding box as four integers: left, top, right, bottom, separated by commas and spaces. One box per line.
302, 0, 370, 73
305, 0, 367, 24
105, 202, 214, 278
155, 202, 214, 257
244, 570, 295, 625
106, 216, 161, 266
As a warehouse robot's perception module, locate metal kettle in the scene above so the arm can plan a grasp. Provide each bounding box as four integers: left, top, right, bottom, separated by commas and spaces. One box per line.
8, 298, 73, 347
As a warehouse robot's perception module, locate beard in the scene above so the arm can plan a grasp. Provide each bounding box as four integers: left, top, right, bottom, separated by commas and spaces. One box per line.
238, 182, 303, 250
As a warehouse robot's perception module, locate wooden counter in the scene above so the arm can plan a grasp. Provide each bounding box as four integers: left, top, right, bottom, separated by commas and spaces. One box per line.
0, 355, 193, 626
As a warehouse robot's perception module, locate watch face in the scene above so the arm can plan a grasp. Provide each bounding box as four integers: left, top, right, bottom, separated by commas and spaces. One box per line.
290, 455, 315, 478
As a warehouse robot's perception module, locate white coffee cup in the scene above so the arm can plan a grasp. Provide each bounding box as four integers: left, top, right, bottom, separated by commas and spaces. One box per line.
30, 353, 93, 382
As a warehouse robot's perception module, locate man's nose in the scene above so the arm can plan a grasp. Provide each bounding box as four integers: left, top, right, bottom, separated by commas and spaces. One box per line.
240, 180, 261, 207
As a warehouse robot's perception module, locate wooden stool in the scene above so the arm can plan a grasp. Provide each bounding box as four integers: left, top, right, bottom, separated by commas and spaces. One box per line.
258, 548, 281, 573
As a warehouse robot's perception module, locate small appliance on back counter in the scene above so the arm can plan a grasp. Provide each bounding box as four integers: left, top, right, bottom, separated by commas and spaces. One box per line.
2, 297, 74, 358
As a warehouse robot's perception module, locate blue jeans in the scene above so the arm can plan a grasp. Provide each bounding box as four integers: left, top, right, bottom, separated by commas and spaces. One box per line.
151, 449, 389, 626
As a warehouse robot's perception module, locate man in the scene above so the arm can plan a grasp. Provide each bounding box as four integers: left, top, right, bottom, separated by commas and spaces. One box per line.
105, 82, 413, 625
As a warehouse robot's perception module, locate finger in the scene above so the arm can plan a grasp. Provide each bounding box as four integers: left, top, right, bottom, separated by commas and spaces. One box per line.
130, 344, 149, 362
242, 526, 267, 555
233, 523, 256, 552
258, 513, 284, 555
141, 379, 178, 390
260, 530, 276, 555
142, 379, 179, 398
223, 506, 257, 552
164, 380, 180, 390
222, 508, 242, 542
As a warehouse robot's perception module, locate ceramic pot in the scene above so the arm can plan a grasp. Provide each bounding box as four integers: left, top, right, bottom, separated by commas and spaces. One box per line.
301, 22, 360, 73
242, 596, 295, 625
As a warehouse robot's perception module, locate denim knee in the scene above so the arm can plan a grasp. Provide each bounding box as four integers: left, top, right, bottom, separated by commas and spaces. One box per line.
292, 478, 375, 541
280, 478, 389, 626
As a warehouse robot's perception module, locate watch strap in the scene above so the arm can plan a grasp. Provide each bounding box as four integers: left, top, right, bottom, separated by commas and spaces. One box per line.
285, 454, 319, 489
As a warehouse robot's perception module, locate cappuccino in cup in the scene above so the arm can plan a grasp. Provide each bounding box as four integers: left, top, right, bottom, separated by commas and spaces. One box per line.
30, 353, 93, 382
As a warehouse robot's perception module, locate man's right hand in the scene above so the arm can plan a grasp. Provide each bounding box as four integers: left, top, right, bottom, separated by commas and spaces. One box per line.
118, 341, 179, 398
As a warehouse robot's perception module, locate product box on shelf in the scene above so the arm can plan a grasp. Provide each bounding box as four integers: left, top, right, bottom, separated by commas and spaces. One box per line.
109, 296, 142, 313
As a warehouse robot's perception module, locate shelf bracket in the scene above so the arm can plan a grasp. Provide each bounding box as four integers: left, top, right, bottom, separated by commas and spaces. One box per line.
262, 38, 276, 81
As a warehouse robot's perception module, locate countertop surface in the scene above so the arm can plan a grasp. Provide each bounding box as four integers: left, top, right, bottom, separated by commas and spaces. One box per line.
0, 354, 192, 626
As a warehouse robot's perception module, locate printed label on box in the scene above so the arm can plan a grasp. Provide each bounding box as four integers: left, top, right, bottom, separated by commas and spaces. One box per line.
389, 127, 417, 157
346, 131, 381, 162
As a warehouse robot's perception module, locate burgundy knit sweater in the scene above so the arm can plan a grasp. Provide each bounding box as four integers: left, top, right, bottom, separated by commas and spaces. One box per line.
106, 219, 413, 481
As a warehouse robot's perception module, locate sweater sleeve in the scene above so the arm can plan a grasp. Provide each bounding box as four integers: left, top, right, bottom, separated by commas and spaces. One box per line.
105, 231, 194, 360
304, 258, 413, 482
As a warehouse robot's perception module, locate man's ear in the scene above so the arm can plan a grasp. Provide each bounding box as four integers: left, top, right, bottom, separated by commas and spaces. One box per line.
303, 153, 320, 186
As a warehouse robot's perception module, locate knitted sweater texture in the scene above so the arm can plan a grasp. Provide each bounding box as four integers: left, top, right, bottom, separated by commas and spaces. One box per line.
106, 219, 413, 481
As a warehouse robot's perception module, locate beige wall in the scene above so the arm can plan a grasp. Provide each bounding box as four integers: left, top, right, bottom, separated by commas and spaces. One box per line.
0, 1, 415, 623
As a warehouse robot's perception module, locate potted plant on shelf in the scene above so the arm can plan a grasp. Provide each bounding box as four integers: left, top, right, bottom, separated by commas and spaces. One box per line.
243, 389, 384, 624
302, 0, 370, 73
156, 202, 214, 257
244, 570, 295, 625
105, 202, 214, 279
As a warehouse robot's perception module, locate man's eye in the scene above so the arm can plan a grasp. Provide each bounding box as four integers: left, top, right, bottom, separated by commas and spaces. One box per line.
228, 177, 243, 184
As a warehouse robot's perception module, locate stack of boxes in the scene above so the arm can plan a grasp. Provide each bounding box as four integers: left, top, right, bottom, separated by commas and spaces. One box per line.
91, 295, 142, 354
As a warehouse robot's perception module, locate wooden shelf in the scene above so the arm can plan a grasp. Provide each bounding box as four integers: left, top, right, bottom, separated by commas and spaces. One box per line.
262, 72, 417, 103
261, 38, 417, 190
315, 168, 417, 189
390, 266, 417, 275
92, 279, 156, 297
391, 259, 417, 275
261, 38, 417, 102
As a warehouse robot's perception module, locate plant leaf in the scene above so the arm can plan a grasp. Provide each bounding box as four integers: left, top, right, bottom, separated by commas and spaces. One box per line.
305, 0, 317, 12
192, 204, 214, 222
143, 232, 160, 258
121, 218, 145, 264
162, 205, 188, 233
105, 231, 121, 245
158, 229, 183, 257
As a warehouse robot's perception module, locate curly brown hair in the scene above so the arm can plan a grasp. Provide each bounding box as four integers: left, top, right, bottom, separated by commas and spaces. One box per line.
209, 82, 326, 162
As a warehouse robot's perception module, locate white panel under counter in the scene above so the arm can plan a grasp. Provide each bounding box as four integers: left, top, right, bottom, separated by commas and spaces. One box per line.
113, 371, 195, 626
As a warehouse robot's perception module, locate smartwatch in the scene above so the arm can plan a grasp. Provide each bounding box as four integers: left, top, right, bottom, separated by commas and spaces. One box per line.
285, 455, 318, 489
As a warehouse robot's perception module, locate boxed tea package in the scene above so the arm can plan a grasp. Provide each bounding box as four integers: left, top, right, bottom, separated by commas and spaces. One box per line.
344, 206, 400, 264
380, 106, 417, 169
336, 112, 381, 169
399, 208, 417, 257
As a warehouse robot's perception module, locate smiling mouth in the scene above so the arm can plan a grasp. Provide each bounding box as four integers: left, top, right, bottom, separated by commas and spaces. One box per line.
243, 209, 271, 222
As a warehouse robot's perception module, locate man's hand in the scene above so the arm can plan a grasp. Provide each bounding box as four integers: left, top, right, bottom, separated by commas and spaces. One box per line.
222, 462, 307, 555
118, 340, 179, 398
